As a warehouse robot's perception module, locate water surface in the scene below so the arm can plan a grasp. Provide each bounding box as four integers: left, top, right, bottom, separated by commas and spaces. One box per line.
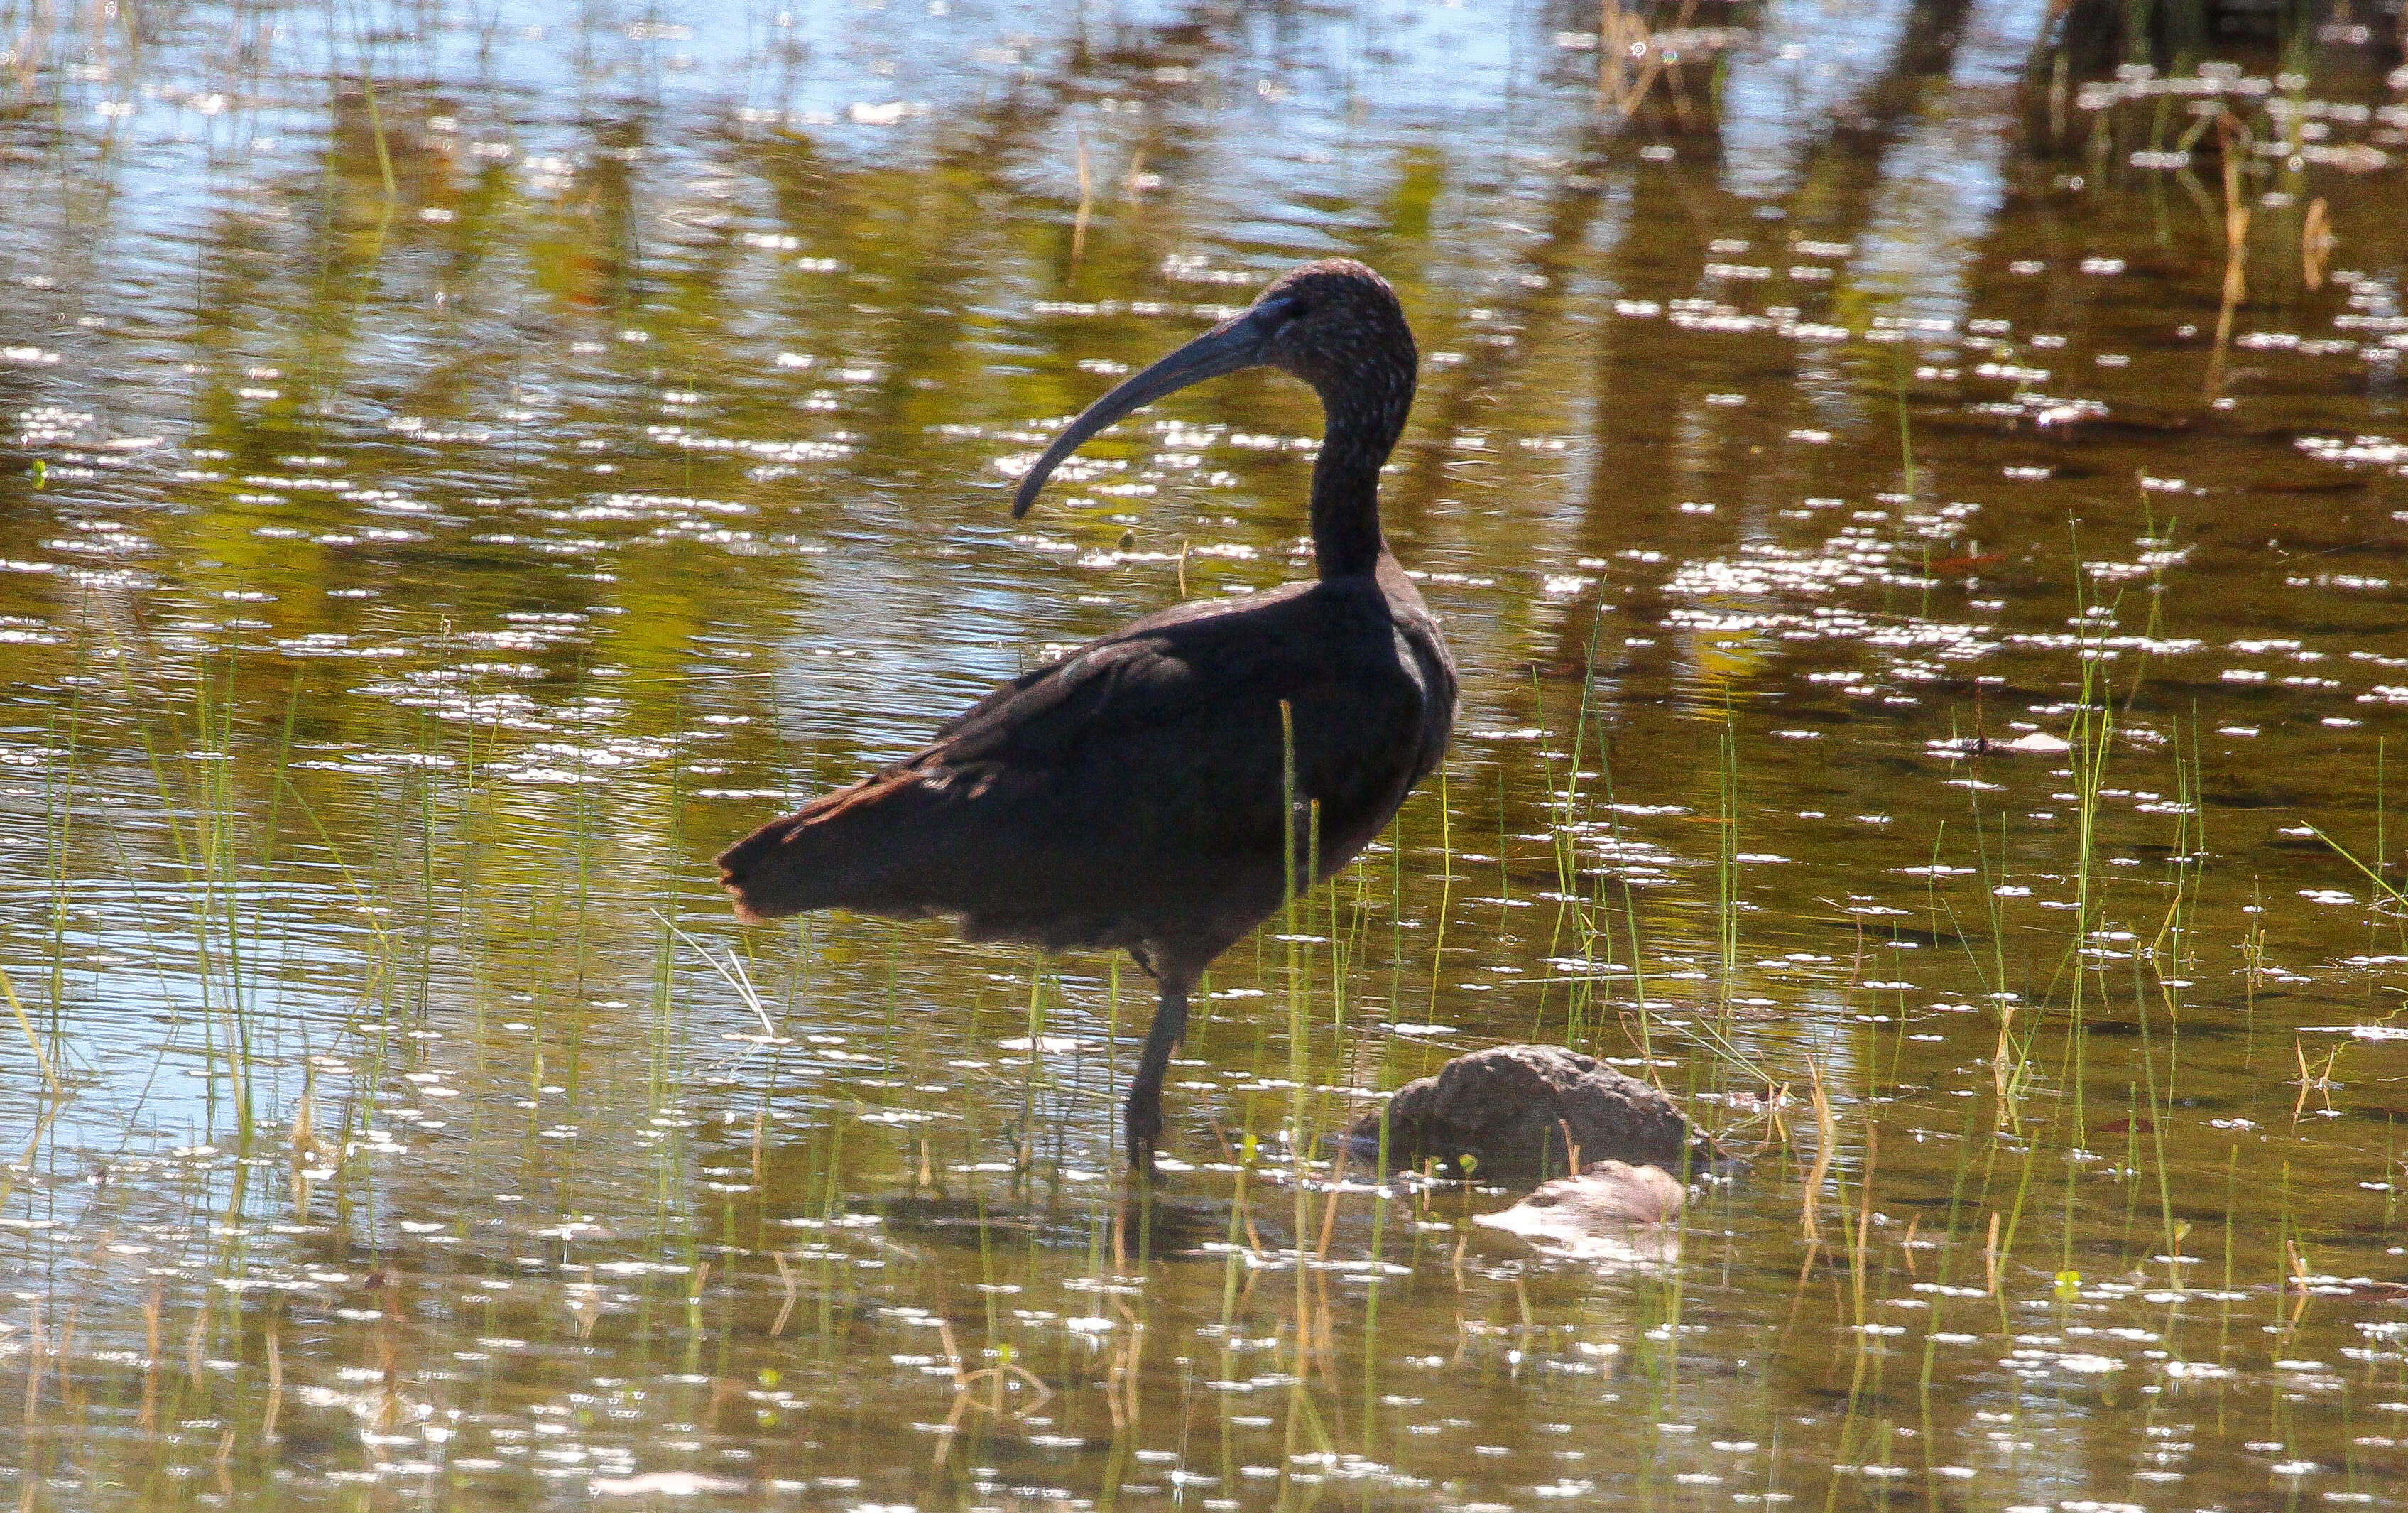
6, 1, 2408, 1509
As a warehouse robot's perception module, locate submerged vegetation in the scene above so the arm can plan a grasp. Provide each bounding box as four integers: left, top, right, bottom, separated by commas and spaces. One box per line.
4, 0, 2408, 1508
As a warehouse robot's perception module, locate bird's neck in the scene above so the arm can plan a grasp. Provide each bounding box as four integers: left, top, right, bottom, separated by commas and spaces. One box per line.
1309, 389, 1407, 581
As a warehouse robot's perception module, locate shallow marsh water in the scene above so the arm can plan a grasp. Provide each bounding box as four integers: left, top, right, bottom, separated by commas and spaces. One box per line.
6, 1, 2408, 1508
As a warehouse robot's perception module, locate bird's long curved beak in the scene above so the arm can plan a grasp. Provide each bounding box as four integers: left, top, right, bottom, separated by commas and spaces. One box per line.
1011, 298, 1292, 519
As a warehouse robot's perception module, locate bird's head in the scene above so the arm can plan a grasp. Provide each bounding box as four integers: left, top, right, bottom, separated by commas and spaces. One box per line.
1011, 258, 1414, 519
1248, 259, 1416, 398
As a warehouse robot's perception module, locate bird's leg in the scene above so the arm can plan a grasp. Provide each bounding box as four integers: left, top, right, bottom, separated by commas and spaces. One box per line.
1126, 969, 1192, 1174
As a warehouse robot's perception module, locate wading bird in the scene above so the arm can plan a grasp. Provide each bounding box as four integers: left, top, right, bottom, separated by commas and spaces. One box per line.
716, 259, 1457, 1171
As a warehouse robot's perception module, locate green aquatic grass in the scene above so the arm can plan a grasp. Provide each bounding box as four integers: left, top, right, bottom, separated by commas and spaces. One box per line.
9, 546, 2388, 1513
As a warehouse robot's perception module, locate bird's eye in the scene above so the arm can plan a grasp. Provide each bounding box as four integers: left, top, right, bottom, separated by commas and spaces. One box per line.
1258, 296, 1308, 327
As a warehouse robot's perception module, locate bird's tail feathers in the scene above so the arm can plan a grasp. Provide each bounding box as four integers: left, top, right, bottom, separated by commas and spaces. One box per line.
715, 767, 961, 918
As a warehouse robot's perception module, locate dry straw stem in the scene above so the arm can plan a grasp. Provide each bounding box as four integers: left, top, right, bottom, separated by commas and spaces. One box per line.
1598, 0, 1699, 119
0, 961, 60, 1093
1799, 1058, 1836, 1240
262, 1324, 283, 1441
1072, 129, 1094, 264
935, 1316, 1053, 1434
770, 1252, 798, 1337
2301, 196, 2333, 290
2206, 111, 2251, 398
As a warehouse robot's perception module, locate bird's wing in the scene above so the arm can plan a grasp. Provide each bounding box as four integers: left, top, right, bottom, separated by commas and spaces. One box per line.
783, 622, 1291, 879
809, 592, 1413, 846
927, 633, 1204, 769
921, 589, 1284, 749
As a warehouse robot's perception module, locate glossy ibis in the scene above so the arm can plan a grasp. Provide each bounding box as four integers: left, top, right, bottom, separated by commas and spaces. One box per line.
716, 258, 1457, 1171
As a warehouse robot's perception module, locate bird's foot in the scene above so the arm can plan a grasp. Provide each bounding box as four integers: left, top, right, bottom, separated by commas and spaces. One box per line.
1125, 1100, 1165, 1178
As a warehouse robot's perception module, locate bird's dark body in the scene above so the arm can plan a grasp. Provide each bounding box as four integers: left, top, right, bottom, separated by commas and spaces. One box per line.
717, 258, 1456, 1171
748, 557, 1453, 964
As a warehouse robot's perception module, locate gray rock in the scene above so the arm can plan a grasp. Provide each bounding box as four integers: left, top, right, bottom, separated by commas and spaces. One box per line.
1343, 1043, 1718, 1180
